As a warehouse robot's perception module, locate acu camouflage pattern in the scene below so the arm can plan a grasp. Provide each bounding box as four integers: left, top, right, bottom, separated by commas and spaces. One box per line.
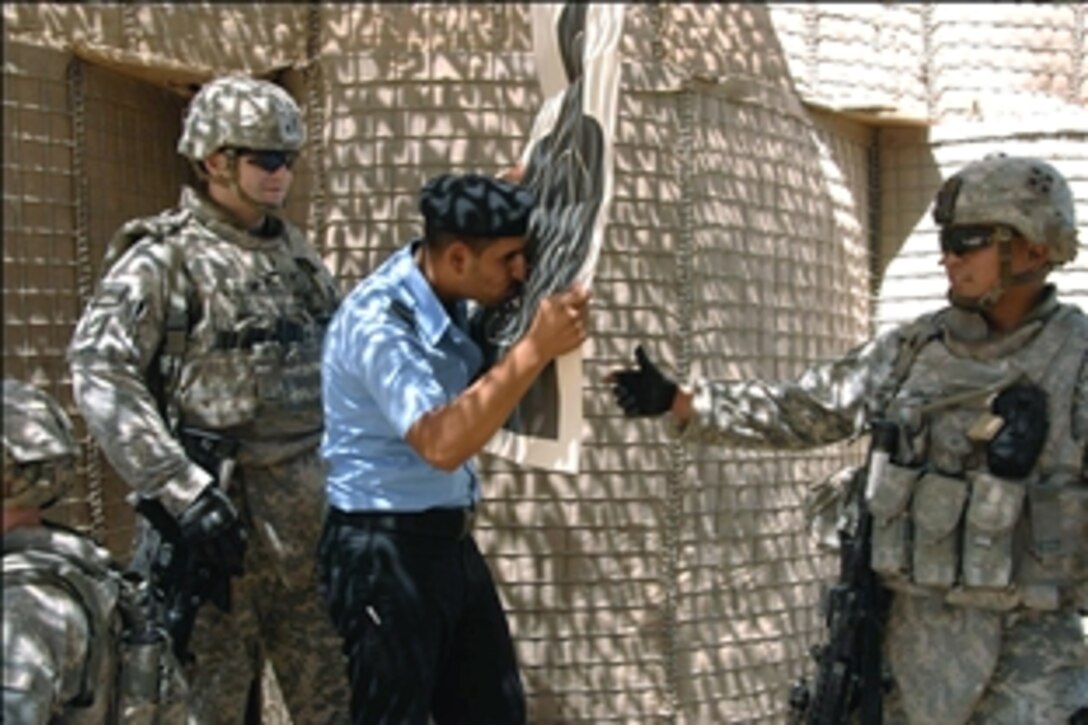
177, 75, 305, 162
3, 526, 188, 724
934, 155, 1079, 264
68, 186, 350, 723
181, 451, 346, 724
678, 289, 1088, 723
3, 379, 77, 510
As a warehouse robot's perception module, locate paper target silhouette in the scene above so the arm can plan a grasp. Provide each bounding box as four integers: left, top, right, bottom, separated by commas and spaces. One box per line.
476, 3, 625, 472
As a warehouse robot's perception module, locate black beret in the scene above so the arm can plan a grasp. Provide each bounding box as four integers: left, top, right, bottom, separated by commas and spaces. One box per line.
419, 173, 536, 238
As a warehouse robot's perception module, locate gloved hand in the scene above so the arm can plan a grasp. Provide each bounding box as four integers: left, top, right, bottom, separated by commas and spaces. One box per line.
610, 345, 679, 418
987, 383, 1048, 479
178, 486, 247, 577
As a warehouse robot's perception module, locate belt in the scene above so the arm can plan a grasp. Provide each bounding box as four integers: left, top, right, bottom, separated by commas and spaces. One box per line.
328, 506, 476, 539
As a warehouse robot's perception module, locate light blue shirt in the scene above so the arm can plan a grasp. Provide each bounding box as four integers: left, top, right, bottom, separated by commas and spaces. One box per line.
321, 241, 482, 512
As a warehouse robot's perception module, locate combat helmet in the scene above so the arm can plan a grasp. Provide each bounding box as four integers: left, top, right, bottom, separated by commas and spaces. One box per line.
177, 74, 305, 162
933, 154, 1078, 265
3, 379, 77, 510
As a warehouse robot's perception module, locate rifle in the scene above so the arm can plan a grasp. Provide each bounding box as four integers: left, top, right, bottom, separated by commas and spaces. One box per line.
130, 428, 240, 663
789, 420, 897, 724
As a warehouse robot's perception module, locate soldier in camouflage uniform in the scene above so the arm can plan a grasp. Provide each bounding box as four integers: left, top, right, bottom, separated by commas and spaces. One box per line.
68, 74, 349, 723
609, 154, 1087, 723
3, 378, 188, 724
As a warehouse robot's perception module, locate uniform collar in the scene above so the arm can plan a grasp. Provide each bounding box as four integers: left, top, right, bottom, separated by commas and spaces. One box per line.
942, 284, 1062, 359
396, 240, 465, 347
180, 186, 286, 249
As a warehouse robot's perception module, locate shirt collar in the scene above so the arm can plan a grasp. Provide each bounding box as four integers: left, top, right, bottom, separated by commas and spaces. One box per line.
396, 239, 464, 346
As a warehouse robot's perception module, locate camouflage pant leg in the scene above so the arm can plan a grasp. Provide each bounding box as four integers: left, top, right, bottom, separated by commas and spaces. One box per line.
238, 451, 350, 725
967, 609, 1088, 724
183, 574, 262, 724
878, 687, 913, 725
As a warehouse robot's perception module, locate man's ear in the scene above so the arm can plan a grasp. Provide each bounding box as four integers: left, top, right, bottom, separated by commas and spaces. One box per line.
1025, 240, 1051, 269
447, 240, 470, 276
204, 151, 230, 180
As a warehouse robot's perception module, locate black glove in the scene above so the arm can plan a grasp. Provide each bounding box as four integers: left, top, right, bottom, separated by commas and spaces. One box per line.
987, 383, 1048, 479
178, 487, 247, 577
610, 345, 679, 418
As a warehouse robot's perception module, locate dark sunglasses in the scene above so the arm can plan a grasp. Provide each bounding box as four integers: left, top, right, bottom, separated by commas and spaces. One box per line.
939, 224, 1009, 256
235, 148, 298, 172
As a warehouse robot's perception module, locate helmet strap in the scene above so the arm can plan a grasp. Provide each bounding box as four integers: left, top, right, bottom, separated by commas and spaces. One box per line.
948, 229, 1049, 312
223, 151, 285, 216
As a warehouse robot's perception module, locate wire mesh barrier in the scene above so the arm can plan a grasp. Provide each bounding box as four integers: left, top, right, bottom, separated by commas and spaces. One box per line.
3, 4, 1086, 723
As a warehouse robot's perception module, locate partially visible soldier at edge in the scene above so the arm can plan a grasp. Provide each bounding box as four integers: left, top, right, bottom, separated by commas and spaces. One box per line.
68, 74, 349, 723
3, 378, 189, 724
608, 154, 1088, 723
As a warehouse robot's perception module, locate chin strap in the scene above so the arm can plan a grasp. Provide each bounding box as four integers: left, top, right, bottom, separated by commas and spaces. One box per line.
948, 226, 1047, 312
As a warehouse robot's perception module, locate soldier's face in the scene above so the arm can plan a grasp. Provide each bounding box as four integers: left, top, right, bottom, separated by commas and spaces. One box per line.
464, 236, 528, 306
941, 241, 1000, 299
236, 150, 295, 208
941, 236, 1046, 299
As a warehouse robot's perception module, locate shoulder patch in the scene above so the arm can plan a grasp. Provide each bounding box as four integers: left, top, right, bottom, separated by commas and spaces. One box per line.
102, 209, 190, 276
91, 282, 129, 309
389, 299, 416, 329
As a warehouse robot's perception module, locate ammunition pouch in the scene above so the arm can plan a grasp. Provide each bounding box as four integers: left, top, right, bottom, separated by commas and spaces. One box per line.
868, 463, 919, 579
962, 472, 1023, 589
866, 460, 1083, 611
116, 623, 188, 724
911, 472, 968, 588
177, 336, 323, 432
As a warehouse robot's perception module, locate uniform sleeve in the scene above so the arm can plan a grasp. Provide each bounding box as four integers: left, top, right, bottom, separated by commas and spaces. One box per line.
67, 239, 211, 517
2, 586, 91, 725
357, 316, 449, 439
678, 326, 908, 450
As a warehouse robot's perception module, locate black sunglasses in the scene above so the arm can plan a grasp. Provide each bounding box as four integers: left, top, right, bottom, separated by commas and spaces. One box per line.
235, 148, 298, 172
939, 224, 1009, 256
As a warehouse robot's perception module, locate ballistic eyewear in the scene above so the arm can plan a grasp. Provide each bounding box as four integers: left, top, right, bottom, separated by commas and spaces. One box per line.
939, 224, 1010, 256
236, 148, 298, 173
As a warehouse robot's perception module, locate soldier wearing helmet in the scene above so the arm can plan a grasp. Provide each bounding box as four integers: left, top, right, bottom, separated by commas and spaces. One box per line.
2, 378, 77, 514
933, 154, 1078, 317
3, 379, 189, 723
68, 74, 348, 723
608, 154, 1087, 723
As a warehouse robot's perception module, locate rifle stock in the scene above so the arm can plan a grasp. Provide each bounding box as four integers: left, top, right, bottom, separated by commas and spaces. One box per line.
790, 420, 896, 724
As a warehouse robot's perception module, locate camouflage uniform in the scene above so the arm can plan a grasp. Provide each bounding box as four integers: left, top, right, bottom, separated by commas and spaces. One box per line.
672, 157, 1087, 723
2, 379, 188, 724
68, 76, 349, 724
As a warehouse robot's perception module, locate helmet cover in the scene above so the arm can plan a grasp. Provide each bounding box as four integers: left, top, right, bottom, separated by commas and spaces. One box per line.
3, 379, 76, 509
933, 154, 1077, 264
177, 74, 305, 161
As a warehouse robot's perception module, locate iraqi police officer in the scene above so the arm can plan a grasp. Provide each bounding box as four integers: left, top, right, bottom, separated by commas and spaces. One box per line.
609, 154, 1087, 723
68, 74, 349, 723
318, 172, 590, 723
3, 378, 188, 724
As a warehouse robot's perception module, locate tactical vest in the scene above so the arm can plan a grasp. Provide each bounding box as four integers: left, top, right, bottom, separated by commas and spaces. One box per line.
101, 193, 339, 441
867, 303, 1088, 611
3, 528, 188, 723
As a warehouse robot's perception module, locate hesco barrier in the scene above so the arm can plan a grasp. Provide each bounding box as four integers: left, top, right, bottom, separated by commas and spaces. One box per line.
3, 4, 1085, 722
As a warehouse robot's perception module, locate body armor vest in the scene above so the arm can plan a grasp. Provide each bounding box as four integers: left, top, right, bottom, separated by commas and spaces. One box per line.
3, 527, 188, 723
109, 190, 340, 443
868, 303, 1088, 611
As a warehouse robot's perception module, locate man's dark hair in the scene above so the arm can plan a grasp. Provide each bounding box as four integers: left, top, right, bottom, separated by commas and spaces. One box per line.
423, 228, 507, 253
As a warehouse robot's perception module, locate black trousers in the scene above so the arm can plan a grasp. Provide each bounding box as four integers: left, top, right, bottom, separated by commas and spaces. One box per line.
317, 507, 526, 725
